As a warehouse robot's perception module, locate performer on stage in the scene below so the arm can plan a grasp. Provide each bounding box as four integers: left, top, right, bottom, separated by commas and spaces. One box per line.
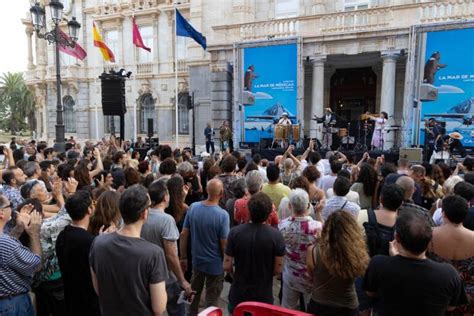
204, 122, 215, 154
278, 112, 292, 125
430, 128, 451, 164
424, 118, 443, 161
277, 113, 292, 148
367, 111, 388, 150
313, 107, 336, 149
219, 120, 233, 151
448, 132, 466, 156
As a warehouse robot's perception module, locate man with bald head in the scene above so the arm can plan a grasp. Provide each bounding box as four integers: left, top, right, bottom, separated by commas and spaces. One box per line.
396, 176, 434, 225
180, 179, 230, 315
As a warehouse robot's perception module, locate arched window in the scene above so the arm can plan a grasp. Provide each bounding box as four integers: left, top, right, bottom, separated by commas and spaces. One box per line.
63, 95, 76, 133
138, 93, 155, 134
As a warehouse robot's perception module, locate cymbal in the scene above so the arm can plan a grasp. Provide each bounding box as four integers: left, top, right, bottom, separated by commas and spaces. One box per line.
360, 113, 371, 120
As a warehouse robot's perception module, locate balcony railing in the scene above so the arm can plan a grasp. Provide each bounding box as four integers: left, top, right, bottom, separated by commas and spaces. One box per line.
240, 20, 299, 40
420, 1, 474, 22
213, 1, 474, 41
136, 62, 154, 74
175, 60, 188, 73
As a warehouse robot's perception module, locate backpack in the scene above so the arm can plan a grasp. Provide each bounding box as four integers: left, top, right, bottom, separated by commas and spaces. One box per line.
363, 209, 395, 257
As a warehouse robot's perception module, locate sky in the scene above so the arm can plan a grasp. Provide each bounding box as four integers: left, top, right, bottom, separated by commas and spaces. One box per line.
0, 1, 30, 75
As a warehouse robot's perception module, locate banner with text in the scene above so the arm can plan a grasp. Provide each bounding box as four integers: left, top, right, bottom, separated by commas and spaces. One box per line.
242, 43, 298, 143
420, 27, 474, 147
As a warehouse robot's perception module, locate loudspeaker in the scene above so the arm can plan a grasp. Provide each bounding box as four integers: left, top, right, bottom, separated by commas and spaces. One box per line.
147, 118, 154, 137
259, 138, 273, 150
101, 78, 126, 116
399, 148, 423, 163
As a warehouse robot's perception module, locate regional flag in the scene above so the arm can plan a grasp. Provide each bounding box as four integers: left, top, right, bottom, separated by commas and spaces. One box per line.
58, 28, 87, 60
132, 17, 151, 52
175, 9, 206, 50
93, 22, 115, 62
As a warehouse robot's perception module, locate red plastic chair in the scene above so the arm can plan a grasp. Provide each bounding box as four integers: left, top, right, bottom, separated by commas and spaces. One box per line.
198, 306, 223, 316
233, 302, 313, 316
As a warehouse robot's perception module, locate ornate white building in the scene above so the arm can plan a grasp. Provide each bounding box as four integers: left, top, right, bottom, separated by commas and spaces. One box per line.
23, 0, 474, 148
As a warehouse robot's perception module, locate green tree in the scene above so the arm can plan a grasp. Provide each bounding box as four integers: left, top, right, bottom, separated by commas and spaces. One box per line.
0, 72, 36, 133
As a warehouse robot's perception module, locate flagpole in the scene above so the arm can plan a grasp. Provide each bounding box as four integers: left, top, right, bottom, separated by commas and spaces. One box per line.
174, 8, 179, 149
132, 14, 137, 143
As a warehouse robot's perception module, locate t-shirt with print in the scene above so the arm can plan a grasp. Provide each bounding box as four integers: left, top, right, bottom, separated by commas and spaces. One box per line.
279, 217, 322, 292
226, 223, 285, 307
141, 208, 180, 284
183, 201, 230, 275
89, 232, 168, 316
363, 255, 468, 316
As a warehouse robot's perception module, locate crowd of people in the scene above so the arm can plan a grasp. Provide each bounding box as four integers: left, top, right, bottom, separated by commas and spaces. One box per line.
1, 135, 474, 316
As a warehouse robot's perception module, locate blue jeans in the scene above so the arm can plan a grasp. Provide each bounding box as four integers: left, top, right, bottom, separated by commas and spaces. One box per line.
0, 293, 35, 316
166, 282, 185, 316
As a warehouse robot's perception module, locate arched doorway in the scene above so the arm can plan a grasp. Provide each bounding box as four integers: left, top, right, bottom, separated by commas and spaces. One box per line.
329, 67, 377, 125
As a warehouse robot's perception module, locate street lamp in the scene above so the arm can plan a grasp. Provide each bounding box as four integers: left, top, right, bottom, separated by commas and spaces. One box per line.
30, 1, 81, 152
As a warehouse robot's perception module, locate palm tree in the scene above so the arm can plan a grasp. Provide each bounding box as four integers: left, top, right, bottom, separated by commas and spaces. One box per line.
0, 72, 36, 133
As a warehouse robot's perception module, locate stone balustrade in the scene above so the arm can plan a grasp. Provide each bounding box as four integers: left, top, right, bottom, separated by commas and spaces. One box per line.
420, 1, 474, 22
214, 1, 474, 41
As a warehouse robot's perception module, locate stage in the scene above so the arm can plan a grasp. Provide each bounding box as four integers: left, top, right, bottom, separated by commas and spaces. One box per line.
251, 147, 401, 164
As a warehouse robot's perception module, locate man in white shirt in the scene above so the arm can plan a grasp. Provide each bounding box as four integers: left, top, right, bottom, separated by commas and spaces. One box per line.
319, 160, 343, 197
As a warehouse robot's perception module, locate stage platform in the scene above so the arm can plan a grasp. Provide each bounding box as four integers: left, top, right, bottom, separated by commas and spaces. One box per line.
251, 148, 401, 164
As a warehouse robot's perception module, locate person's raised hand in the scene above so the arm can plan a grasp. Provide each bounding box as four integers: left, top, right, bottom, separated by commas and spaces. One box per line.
65, 177, 78, 194
25, 210, 42, 236
2, 147, 12, 157
389, 240, 399, 257
15, 204, 34, 230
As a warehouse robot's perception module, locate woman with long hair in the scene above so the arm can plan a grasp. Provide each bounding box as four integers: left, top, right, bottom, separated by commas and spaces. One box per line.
302, 165, 325, 207
123, 167, 141, 188
432, 164, 445, 186
74, 163, 92, 190
350, 163, 377, 209
88, 190, 121, 236
165, 176, 189, 228
307, 211, 369, 315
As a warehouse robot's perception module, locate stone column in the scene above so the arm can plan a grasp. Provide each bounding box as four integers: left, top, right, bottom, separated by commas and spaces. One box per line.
380, 50, 399, 149
26, 26, 34, 70
310, 56, 326, 138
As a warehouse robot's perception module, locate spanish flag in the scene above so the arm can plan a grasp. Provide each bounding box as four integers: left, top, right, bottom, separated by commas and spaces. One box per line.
93, 22, 115, 62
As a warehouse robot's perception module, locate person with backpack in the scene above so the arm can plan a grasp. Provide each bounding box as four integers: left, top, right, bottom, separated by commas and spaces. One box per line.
363, 183, 404, 257
357, 184, 405, 314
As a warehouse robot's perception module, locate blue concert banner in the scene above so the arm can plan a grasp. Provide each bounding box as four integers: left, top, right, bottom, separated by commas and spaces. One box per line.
242, 43, 298, 142
420, 27, 474, 147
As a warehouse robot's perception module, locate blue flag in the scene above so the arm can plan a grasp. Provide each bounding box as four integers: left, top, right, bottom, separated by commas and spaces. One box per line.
176, 9, 207, 50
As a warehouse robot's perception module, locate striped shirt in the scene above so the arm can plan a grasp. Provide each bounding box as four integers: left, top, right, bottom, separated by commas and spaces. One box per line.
0, 234, 41, 296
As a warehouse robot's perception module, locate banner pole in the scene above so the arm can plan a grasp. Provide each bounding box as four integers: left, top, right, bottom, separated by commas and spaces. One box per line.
132, 13, 137, 143
175, 8, 179, 149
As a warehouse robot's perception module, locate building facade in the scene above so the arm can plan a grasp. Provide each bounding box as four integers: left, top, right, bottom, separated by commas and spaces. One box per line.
23, 0, 474, 148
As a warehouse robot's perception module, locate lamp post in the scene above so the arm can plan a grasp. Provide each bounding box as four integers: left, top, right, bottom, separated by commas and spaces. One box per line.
30, 1, 81, 152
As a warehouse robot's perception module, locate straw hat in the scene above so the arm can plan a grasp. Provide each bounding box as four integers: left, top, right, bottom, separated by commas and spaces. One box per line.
449, 132, 463, 140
